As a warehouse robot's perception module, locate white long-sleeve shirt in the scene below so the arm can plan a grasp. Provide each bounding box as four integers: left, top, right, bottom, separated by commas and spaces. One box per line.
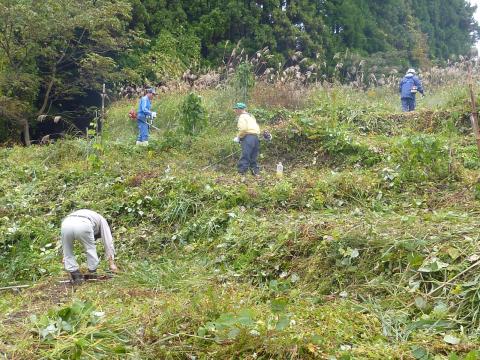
68, 209, 115, 259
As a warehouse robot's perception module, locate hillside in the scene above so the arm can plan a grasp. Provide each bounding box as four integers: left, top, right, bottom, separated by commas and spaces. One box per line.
2, 79, 480, 359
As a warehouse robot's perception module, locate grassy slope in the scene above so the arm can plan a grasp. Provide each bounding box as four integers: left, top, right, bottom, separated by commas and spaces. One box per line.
1, 84, 480, 359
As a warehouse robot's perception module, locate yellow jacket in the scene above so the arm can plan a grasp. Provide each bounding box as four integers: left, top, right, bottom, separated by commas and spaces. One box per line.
237, 113, 260, 138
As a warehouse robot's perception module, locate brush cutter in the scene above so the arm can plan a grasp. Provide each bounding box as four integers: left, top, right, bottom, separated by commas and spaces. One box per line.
146, 115, 160, 131
202, 130, 273, 171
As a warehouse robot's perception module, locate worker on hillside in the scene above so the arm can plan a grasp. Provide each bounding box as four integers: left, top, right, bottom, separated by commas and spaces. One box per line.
136, 88, 157, 146
399, 68, 424, 112
233, 102, 261, 177
61, 209, 118, 284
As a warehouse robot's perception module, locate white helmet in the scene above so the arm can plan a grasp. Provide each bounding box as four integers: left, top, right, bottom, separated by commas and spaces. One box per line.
407, 68, 416, 75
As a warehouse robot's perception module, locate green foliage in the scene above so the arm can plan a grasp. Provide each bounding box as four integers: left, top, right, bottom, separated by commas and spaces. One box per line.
0, 0, 479, 144
136, 30, 201, 81
31, 300, 128, 359
86, 122, 105, 170
32, 301, 98, 340
289, 116, 381, 166
232, 62, 255, 103
4, 82, 480, 358
391, 134, 453, 184
0, 0, 132, 143
198, 309, 256, 342
129, 0, 478, 70
180, 93, 208, 136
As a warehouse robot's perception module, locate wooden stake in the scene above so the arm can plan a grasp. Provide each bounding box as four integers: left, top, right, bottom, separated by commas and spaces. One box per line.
468, 64, 480, 157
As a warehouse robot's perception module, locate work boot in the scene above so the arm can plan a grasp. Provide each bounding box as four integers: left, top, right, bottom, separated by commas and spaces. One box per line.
70, 270, 84, 285
84, 269, 97, 281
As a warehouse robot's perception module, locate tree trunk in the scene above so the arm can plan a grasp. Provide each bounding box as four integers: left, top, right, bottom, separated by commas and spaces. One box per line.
22, 119, 31, 146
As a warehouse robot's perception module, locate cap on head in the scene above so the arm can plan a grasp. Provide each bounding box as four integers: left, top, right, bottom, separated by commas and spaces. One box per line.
406, 68, 416, 75
147, 88, 156, 95
233, 102, 247, 110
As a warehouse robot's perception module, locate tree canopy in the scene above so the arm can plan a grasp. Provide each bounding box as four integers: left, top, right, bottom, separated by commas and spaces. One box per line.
0, 0, 478, 143
129, 0, 479, 66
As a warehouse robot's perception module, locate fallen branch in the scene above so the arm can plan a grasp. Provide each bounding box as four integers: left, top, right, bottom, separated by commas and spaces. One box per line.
426, 259, 480, 296
408, 259, 480, 307
0, 284, 30, 291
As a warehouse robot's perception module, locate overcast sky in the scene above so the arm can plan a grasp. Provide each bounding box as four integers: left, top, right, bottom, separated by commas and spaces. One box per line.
468, 0, 480, 49
471, 0, 480, 22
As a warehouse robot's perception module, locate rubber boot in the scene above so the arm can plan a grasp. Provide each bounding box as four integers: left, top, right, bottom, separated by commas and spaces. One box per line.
84, 269, 97, 281
70, 270, 84, 285
251, 169, 260, 178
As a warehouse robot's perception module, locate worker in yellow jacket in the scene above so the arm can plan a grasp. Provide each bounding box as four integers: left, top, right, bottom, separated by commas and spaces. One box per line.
233, 102, 260, 176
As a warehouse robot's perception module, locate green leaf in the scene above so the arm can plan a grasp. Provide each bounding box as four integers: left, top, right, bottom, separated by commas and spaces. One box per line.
311, 334, 323, 345
432, 302, 448, 318
443, 335, 461, 345
411, 345, 428, 360
407, 253, 424, 267
350, 248, 359, 258
418, 259, 449, 273
414, 296, 428, 311
271, 298, 288, 314
197, 327, 207, 337
407, 319, 455, 333
275, 314, 290, 330
237, 309, 254, 326
464, 350, 480, 360
227, 327, 240, 339
446, 247, 461, 260
217, 313, 236, 326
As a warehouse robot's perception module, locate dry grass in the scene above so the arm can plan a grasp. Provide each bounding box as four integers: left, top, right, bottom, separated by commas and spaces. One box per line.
251, 82, 310, 110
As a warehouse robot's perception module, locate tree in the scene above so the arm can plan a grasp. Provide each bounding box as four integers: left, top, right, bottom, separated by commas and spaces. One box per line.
125, 0, 479, 73
0, 0, 132, 145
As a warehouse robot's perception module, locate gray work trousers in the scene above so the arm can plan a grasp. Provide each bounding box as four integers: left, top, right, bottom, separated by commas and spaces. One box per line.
61, 216, 99, 272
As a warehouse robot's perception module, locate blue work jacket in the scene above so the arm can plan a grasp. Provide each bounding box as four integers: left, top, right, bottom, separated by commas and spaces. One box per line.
137, 95, 152, 121
399, 74, 424, 99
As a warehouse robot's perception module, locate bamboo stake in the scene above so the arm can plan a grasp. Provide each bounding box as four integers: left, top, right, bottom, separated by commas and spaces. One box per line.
0, 285, 30, 291
467, 64, 480, 157
99, 83, 106, 135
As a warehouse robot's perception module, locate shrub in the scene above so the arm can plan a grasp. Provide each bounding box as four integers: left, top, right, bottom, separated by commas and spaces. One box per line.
391, 134, 454, 184
180, 93, 208, 136
290, 116, 382, 165
232, 62, 255, 103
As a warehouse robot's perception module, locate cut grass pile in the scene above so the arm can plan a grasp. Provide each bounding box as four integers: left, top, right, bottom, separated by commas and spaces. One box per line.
1, 83, 480, 359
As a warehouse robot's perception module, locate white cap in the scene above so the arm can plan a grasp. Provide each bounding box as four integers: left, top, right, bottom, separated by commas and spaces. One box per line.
407, 68, 416, 75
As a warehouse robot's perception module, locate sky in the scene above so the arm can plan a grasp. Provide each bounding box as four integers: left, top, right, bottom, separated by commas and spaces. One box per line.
472, 0, 480, 14
472, 0, 480, 22
471, 0, 480, 49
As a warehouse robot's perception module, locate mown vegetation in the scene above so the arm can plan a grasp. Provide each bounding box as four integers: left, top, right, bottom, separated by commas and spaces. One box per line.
2, 60, 480, 358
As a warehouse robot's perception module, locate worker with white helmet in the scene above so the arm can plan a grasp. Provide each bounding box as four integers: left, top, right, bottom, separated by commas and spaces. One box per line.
136, 88, 156, 146
399, 68, 425, 112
